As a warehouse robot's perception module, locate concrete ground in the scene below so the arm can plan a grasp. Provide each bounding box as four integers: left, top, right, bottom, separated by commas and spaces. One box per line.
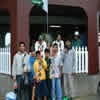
0, 73, 100, 100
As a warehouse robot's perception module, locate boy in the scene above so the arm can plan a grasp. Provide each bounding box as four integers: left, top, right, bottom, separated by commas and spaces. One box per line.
51, 43, 62, 100
45, 49, 52, 100
34, 51, 48, 100
62, 40, 75, 100
29, 49, 36, 100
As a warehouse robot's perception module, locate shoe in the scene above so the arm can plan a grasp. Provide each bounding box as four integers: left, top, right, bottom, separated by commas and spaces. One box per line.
63, 96, 68, 100
69, 97, 73, 100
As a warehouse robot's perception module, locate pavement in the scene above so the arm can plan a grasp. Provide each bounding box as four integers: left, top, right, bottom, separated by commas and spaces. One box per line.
0, 73, 100, 100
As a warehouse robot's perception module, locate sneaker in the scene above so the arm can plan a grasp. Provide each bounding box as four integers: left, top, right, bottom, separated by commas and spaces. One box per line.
63, 96, 68, 100
69, 97, 73, 100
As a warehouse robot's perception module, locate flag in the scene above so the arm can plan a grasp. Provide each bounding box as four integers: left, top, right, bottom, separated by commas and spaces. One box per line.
32, 0, 48, 13
42, 0, 48, 13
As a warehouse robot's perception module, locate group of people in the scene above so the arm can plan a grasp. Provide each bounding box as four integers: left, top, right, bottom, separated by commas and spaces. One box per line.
12, 32, 82, 100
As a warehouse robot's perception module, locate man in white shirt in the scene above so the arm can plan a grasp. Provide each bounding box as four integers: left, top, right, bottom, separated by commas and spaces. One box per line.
12, 42, 30, 100
53, 33, 64, 55
35, 35, 47, 58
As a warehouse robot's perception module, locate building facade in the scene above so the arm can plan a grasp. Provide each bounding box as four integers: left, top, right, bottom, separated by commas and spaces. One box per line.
0, 0, 99, 74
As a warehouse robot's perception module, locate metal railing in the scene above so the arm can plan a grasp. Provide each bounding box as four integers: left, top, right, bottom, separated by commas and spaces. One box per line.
0, 47, 11, 75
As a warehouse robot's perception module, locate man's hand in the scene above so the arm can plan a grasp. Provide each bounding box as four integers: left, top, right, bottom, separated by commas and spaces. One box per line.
72, 72, 75, 75
59, 72, 62, 79
33, 76, 36, 79
36, 77, 40, 83
13, 76, 16, 81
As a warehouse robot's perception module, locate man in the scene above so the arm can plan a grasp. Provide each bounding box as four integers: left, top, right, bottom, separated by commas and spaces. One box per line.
50, 43, 62, 100
29, 49, 36, 100
35, 35, 47, 58
34, 51, 48, 100
53, 33, 64, 55
45, 49, 52, 100
71, 31, 82, 48
12, 42, 30, 100
62, 40, 75, 100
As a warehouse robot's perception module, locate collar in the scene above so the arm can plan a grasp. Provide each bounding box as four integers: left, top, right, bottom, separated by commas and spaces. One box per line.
17, 51, 27, 55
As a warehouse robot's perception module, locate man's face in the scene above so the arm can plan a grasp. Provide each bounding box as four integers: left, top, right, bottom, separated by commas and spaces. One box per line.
36, 53, 40, 59
74, 36, 78, 40
19, 44, 25, 53
57, 35, 61, 41
45, 52, 49, 58
31, 51, 36, 58
53, 45, 58, 53
65, 40, 71, 47
39, 40, 43, 44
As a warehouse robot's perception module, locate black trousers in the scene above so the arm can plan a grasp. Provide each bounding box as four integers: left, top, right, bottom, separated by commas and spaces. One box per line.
16, 75, 31, 100
29, 82, 33, 100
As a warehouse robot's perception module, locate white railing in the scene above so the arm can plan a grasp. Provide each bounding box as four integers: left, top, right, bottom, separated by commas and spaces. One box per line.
73, 46, 88, 74
0, 47, 11, 75
0, 46, 88, 75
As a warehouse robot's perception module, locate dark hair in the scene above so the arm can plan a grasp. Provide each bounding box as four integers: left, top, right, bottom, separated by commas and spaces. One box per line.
57, 31, 62, 35
53, 43, 58, 48
31, 48, 35, 52
19, 42, 25, 47
36, 51, 40, 55
65, 39, 71, 42
45, 48, 50, 53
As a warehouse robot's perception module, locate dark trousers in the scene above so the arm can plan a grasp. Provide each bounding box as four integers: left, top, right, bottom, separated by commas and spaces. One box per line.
24, 85, 30, 100
16, 75, 31, 100
46, 79, 52, 100
16, 75, 22, 100
29, 82, 33, 100
39, 79, 52, 100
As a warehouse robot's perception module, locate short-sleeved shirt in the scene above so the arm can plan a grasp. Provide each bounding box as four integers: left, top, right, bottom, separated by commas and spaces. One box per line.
51, 54, 62, 78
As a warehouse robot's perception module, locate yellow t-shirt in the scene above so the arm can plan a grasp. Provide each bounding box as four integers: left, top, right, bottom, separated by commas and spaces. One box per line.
33, 59, 47, 80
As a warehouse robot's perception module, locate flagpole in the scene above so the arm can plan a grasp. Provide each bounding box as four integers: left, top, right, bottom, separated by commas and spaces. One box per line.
47, 11, 48, 34
47, 0, 48, 34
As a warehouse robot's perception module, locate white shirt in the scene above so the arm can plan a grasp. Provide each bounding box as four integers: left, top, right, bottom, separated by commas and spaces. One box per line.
35, 41, 47, 58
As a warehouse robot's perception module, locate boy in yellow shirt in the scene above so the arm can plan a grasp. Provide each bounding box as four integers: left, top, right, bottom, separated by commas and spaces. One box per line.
33, 51, 48, 100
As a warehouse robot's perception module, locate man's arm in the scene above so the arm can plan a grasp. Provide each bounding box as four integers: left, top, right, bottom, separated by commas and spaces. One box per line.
72, 50, 76, 73
59, 55, 63, 78
35, 42, 39, 51
12, 55, 17, 80
59, 65, 62, 78
61, 41, 64, 50
24, 54, 31, 72
43, 42, 47, 50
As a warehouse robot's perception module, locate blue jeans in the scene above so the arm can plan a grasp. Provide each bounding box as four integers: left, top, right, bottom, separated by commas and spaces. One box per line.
52, 78, 62, 100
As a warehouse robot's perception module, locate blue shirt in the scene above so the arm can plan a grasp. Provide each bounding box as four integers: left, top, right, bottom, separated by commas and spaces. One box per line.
30, 56, 36, 83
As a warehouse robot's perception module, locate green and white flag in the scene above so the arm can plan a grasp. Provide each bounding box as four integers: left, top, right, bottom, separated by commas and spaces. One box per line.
32, 0, 48, 13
